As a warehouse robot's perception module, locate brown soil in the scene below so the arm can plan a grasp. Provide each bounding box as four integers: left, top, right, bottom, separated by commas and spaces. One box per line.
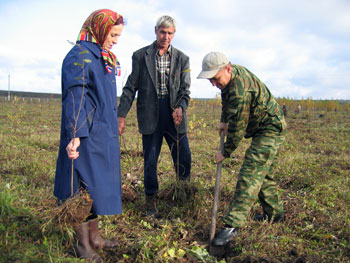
122, 184, 138, 202
48, 189, 93, 231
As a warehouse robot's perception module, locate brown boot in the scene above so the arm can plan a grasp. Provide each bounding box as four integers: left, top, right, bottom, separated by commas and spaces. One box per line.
88, 218, 118, 249
74, 222, 102, 262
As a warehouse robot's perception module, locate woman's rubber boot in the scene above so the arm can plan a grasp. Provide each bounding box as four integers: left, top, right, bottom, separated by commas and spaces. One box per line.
74, 222, 103, 262
88, 218, 118, 249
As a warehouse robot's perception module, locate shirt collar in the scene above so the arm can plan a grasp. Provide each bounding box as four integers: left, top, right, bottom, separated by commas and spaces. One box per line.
153, 41, 172, 56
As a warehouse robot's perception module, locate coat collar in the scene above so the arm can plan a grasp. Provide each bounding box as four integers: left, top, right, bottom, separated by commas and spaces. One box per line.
144, 41, 179, 88
146, 41, 177, 57
77, 40, 102, 58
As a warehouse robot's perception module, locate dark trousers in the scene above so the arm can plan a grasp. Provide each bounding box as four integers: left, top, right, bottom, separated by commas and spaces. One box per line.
142, 98, 191, 196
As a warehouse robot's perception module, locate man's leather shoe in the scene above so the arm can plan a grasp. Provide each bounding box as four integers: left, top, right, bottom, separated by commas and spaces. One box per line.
212, 227, 239, 246
145, 194, 160, 218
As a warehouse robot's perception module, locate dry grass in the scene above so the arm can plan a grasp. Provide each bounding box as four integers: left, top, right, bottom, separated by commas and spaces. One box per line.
1, 98, 350, 262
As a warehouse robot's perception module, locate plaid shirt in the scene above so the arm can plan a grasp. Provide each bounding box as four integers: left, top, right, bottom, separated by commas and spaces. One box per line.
156, 46, 171, 98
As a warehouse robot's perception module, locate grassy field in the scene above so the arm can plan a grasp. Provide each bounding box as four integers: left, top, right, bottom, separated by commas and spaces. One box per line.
0, 97, 349, 263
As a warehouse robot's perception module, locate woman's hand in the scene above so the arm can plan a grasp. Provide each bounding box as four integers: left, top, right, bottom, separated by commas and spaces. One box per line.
66, 137, 80, 159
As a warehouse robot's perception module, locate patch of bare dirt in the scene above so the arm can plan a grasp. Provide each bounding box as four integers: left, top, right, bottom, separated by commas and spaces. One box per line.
122, 184, 138, 202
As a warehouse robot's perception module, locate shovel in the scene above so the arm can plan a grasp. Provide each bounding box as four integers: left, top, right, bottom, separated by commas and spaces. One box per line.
209, 131, 225, 248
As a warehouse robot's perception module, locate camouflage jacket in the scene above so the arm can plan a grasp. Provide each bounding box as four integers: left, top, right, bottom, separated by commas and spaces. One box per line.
220, 64, 286, 158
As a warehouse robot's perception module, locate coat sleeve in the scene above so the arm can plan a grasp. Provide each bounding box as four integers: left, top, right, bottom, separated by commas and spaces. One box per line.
220, 88, 228, 123
118, 52, 140, 118
61, 48, 91, 140
175, 55, 191, 111
222, 77, 251, 158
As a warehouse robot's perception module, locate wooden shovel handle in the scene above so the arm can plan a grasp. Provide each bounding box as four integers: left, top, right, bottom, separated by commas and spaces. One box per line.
209, 131, 225, 246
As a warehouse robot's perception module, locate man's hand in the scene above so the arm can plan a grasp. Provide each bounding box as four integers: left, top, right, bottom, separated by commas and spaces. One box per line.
216, 151, 225, 164
66, 137, 80, 160
218, 122, 228, 136
118, 117, 126, 135
172, 107, 183, 126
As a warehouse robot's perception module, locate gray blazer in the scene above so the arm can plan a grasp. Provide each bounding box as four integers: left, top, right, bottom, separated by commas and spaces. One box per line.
118, 42, 191, 135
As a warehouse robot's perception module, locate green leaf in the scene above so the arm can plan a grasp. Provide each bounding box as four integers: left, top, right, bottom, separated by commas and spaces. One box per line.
73, 62, 82, 67
177, 248, 186, 257
168, 247, 176, 258
80, 50, 89, 54
140, 220, 152, 229
189, 246, 218, 262
83, 59, 92, 63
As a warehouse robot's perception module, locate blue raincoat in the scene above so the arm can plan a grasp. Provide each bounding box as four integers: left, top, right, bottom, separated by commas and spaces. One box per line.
54, 41, 122, 215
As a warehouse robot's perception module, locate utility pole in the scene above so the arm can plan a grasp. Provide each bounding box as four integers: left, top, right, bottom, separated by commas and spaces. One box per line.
8, 74, 10, 101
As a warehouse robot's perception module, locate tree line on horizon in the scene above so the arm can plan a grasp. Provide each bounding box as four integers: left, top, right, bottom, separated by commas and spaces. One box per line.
1, 90, 349, 112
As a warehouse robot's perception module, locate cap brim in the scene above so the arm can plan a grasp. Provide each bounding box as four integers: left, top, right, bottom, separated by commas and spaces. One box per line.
197, 69, 220, 79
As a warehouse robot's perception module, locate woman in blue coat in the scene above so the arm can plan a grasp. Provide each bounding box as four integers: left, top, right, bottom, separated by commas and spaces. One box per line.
54, 9, 125, 262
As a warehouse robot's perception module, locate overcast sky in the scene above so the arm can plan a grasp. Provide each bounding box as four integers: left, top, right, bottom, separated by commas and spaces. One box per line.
0, 0, 349, 99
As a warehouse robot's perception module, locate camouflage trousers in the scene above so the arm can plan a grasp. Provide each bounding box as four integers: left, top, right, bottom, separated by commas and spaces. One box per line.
223, 131, 286, 227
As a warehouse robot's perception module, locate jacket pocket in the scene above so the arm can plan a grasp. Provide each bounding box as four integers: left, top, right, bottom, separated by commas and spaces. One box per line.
85, 102, 96, 133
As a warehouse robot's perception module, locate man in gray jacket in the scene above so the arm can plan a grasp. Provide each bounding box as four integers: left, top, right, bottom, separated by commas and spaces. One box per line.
118, 15, 192, 217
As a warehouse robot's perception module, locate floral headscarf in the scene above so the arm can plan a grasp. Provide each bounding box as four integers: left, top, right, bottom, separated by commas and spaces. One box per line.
77, 9, 123, 75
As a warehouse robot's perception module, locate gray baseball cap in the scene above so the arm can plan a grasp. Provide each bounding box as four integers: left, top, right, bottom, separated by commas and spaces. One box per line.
197, 52, 229, 79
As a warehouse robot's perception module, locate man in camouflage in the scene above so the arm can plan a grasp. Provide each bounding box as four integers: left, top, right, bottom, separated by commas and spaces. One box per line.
197, 52, 287, 246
